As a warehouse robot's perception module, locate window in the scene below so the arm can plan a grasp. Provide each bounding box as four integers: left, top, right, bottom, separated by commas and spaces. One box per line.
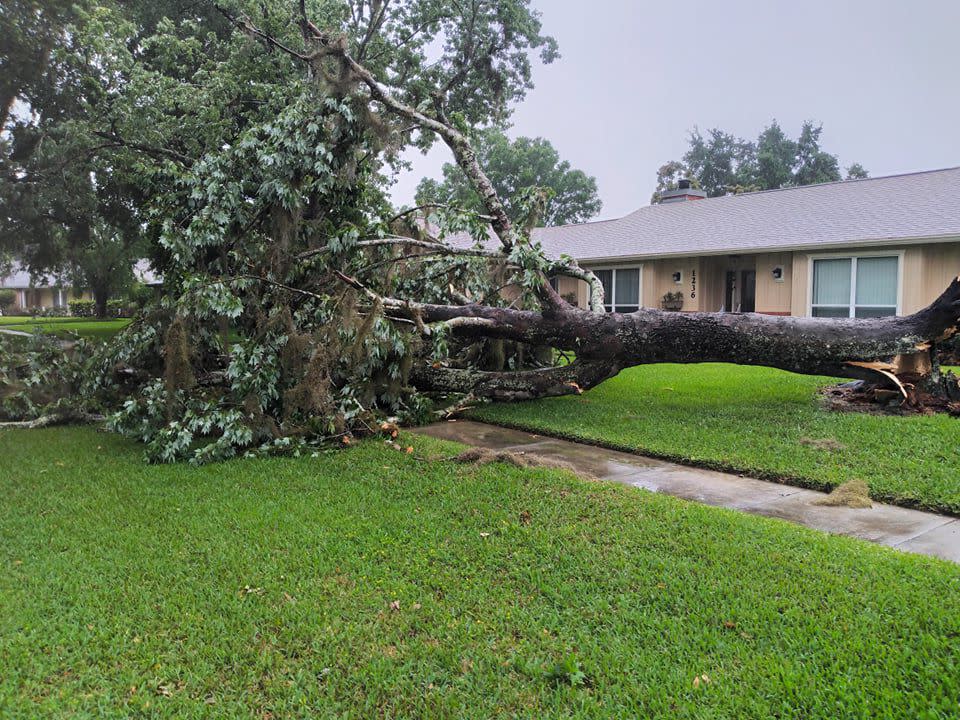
595, 268, 640, 313
811, 255, 899, 318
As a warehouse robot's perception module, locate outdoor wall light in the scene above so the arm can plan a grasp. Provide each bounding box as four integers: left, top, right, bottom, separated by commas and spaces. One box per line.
672, 271, 683, 284
772, 266, 784, 282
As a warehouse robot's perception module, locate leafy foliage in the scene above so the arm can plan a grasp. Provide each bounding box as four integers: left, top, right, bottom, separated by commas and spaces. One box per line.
415, 128, 602, 227
654, 120, 868, 200
0, 0, 568, 462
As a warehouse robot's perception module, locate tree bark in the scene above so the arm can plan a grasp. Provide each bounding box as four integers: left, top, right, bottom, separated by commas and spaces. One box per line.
401, 277, 960, 401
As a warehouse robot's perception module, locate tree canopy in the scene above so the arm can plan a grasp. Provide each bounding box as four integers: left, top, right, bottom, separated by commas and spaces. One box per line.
415, 128, 602, 228
653, 120, 868, 201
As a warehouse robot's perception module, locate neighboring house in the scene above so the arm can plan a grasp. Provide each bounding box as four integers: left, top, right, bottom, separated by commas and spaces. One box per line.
0, 260, 161, 312
0, 267, 85, 312
535, 167, 960, 317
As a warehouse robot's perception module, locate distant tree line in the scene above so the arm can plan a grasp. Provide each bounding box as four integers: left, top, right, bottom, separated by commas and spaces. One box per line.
653, 120, 868, 202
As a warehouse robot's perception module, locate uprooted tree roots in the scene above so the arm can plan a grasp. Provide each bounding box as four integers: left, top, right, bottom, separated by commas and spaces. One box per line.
820, 371, 960, 416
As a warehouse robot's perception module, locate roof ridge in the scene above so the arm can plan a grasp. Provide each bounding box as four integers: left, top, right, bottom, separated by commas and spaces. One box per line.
597, 165, 960, 224
716, 164, 960, 199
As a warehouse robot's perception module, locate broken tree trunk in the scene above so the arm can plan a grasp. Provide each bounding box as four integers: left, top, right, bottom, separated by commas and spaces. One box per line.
404, 277, 960, 402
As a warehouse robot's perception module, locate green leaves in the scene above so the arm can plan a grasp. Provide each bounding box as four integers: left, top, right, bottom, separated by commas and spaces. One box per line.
416, 128, 602, 227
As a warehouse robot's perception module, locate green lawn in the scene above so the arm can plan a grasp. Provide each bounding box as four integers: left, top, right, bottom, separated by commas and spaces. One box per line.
2, 428, 959, 718
470, 363, 960, 515
0, 316, 131, 340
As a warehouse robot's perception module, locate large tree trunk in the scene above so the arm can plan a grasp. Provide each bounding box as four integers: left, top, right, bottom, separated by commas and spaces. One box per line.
93, 286, 109, 319
403, 278, 960, 403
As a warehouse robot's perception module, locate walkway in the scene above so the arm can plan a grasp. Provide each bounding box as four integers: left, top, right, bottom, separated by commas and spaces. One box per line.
0, 327, 33, 337
415, 420, 960, 563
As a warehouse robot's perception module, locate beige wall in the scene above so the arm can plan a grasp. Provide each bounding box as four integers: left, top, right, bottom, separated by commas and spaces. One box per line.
645, 258, 704, 311
754, 252, 792, 314
903, 243, 960, 313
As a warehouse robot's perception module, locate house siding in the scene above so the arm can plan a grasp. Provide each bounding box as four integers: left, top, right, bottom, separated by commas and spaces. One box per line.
755, 252, 792, 314
555, 239, 960, 318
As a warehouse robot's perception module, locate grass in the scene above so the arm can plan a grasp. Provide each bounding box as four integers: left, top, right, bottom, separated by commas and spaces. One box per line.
0, 316, 131, 340
470, 363, 960, 515
2, 427, 960, 718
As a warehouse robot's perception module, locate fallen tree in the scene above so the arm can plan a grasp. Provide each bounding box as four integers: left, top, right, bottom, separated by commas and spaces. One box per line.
282, 13, 960, 407
1, 1, 957, 463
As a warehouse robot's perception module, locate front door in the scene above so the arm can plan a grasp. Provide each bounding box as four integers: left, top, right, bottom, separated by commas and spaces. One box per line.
724, 268, 757, 312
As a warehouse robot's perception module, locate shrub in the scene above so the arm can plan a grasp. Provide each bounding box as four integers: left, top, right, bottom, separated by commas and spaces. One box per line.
106, 299, 127, 317
127, 282, 156, 307
69, 299, 96, 317
0, 289, 16, 312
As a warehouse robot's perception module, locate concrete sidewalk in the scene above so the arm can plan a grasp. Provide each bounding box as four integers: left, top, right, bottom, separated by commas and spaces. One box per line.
0, 327, 33, 337
414, 420, 960, 563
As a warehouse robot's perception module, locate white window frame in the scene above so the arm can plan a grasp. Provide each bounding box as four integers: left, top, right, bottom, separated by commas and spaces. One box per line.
590, 265, 643, 313
806, 250, 903, 318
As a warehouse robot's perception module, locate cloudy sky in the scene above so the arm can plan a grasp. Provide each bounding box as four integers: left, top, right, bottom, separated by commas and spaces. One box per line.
390, 0, 960, 221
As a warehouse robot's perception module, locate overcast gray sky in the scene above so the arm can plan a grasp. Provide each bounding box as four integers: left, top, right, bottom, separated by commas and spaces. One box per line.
390, 0, 960, 220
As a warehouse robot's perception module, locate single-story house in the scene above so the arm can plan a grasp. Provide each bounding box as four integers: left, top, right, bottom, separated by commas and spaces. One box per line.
0, 267, 83, 311
537, 167, 960, 318
0, 260, 160, 312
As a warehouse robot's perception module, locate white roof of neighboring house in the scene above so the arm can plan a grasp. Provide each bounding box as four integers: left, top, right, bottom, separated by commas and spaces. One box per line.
521, 166, 960, 261
133, 259, 162, 285
0, 266, 66, 289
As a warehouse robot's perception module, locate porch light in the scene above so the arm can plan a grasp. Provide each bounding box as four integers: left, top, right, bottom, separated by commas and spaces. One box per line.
672, 271, 682, 284
772, 266, 784, 282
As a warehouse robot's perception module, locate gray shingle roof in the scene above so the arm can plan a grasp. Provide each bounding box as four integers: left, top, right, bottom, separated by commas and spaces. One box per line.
530, 166, 960, 261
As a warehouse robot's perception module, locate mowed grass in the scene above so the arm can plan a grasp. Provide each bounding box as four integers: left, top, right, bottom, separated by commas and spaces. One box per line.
470, 363, 960, 514
2, 428, 960, 718
0, 316, 131, 340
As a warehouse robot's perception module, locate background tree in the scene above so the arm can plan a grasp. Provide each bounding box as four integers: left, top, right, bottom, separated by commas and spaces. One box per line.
415, 129, 601, 227
655, 119, 867, 199
0, 289, 15, 314
683, 128, 756, 197
846, 162, 869, 180
752, 120, 798, 191
794, 121, 842, 186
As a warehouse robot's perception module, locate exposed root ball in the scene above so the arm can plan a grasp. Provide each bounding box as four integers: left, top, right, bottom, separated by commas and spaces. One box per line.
813, 479, 873, 508
452, 447, 584, 476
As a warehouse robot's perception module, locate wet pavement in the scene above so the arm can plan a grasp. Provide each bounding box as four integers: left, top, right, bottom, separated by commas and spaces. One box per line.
414, 420, 960, 564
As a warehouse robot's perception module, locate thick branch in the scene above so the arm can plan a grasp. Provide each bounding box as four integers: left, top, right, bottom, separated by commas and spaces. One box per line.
411, 360, 621, 402
399, 278, 960, 396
